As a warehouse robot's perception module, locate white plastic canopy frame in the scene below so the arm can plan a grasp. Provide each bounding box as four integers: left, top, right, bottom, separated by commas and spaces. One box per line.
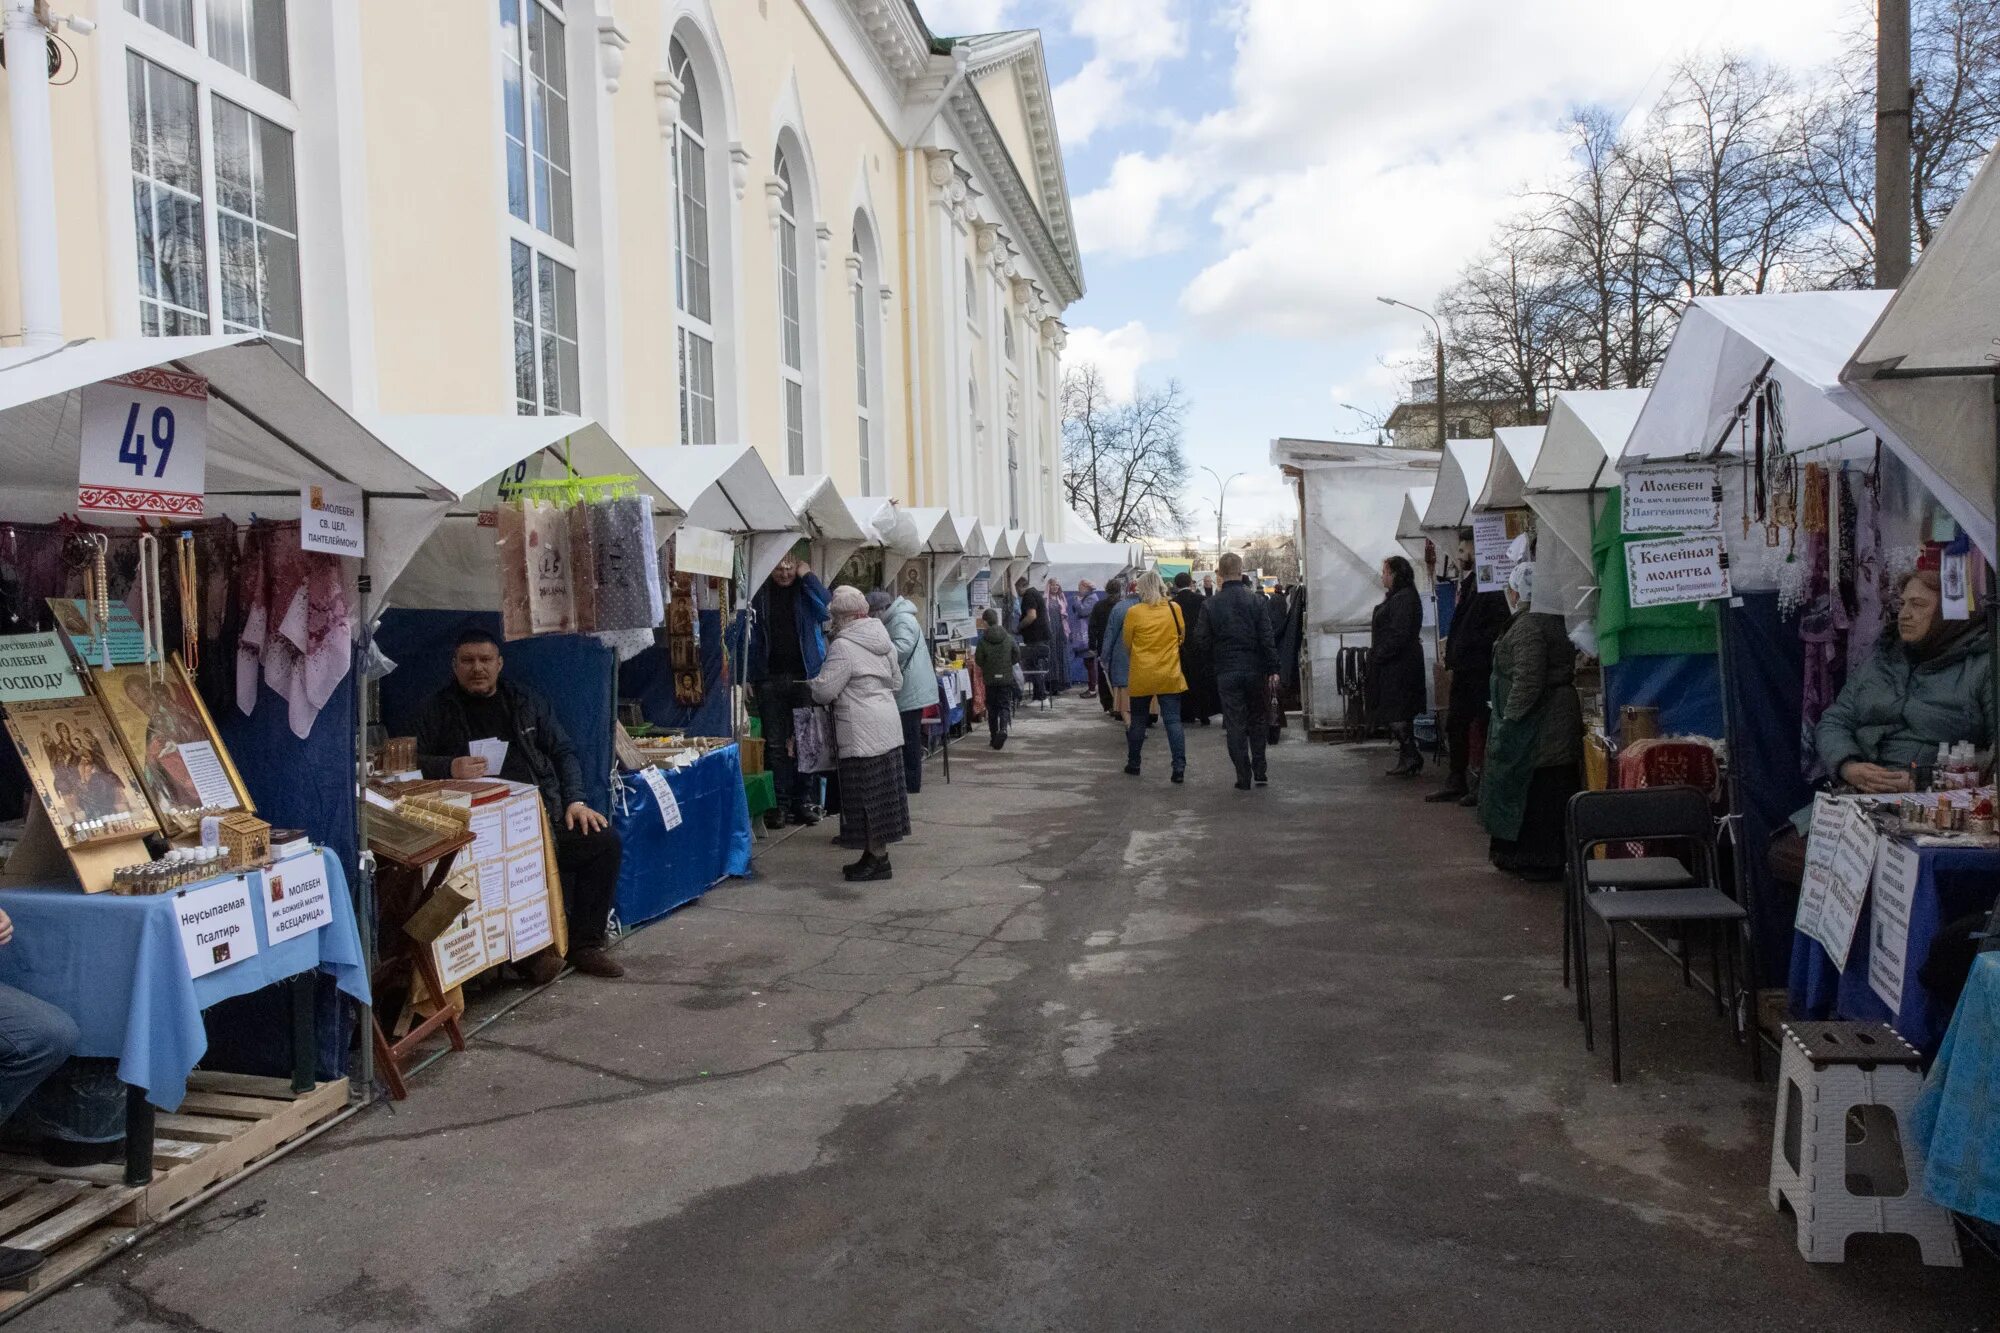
1042, 540, 1132, 590
0, 335, 452, 618
625, 443, 796, 590
1839, 145, 2000, 559
776, 473, 869, 579
1396, 486, 1435, 564
366, 414, 680, 613
1523, 388, 1649, 615
1419, 439, 1494, 533
1476, 425, 1546, 511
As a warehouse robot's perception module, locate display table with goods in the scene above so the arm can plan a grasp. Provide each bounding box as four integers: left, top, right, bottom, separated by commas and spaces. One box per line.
1786, 788, 2000, 1054
612, 740, 754, 928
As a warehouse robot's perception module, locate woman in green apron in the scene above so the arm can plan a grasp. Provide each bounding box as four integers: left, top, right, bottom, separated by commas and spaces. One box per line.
1479, 562, 1584, 880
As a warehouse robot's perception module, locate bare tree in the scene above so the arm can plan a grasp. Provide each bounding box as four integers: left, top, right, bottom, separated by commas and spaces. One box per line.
1438, 226, 1577, 419
1061, 365, 1193, 542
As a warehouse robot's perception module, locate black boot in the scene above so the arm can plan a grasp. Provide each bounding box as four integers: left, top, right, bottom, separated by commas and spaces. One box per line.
843, 852, 878, 879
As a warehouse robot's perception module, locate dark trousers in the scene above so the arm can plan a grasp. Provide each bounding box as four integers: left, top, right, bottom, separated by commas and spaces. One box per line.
1022, 640, 1050, 699
1445, 677, 1490, 786
987, 684, 1013, 741
1097, 662, 1113, 712
1217, 671, 1269, 783
554, 822, 622, 949
899, 708, 925, 794
755, 676, 809, 814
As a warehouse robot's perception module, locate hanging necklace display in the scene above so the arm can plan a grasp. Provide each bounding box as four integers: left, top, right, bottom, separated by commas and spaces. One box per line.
1751, 389, 1768, 528
85, 534, 112, 671
176, 530, 200, 671
136, 532, 166, 682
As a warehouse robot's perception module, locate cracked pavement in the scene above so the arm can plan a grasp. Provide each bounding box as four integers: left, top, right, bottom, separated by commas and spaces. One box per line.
16, 702, 1999, 1331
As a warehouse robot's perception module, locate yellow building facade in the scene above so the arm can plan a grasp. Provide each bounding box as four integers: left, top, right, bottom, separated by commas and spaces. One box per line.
0, 0, 1082, 535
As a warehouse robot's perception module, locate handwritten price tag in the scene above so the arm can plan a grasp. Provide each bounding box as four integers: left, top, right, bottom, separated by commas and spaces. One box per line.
78, 369, 209, 517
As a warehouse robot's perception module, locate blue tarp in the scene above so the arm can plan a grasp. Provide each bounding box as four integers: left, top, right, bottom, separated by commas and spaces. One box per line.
375, 611, 616, 816
611, 746, 754, 929
1603, 651, 1724, 743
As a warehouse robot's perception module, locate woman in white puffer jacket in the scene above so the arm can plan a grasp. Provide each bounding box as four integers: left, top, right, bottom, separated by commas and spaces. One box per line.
811, 585, 910, 881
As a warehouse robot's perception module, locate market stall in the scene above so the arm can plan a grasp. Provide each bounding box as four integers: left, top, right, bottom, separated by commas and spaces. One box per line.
1524, 388, 1649, 629
0, 334, 441, 1225
1396, 486, 1435, 567
776, 474, 870, 588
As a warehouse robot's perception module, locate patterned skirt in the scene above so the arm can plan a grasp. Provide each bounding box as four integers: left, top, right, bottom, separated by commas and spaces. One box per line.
834, 750, 912, 850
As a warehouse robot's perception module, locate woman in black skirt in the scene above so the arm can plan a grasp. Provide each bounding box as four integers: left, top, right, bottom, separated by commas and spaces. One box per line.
811, 585, 912, 881
1478, 561, 1584, 880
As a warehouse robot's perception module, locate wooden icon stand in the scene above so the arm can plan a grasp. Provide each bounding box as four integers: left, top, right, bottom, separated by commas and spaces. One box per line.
366, 830, 476, 1100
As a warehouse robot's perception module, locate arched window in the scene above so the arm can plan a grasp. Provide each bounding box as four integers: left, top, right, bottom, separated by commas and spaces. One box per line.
670, 36, 717, 444
775, 151, 805, 473
851, 213, 883, 497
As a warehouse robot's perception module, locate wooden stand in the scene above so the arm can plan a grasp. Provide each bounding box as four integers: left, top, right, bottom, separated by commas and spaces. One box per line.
367, 837, 474, 1100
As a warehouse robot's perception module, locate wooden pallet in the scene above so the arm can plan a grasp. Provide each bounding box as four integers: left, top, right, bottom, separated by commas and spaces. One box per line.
0, 1071, 349, 1316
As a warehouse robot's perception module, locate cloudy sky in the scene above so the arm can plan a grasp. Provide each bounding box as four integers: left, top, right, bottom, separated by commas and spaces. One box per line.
922, 0, 1859, 536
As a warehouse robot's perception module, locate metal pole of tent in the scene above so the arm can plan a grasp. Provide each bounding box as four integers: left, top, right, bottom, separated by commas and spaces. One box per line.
355, 495, 376, 1097
931, 551, 950, 784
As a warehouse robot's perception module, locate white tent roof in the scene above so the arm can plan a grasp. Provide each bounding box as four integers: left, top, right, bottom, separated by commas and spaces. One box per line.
625, 443, 792, 534
1476, 425, 1546, 511
1420, 439, 1493, 532
776, 473, 869, 578
1042, 540, 1132, 588
1839, 146, 2000, 558
1396, 486, 1434, 563
364, 414, 677, 612
899, 507, 962, 555
950, 513, 989, 561
1025, 533, 1048, 570
1530, 388, 1649, 494
1619, 292, 1890, 469
0, 335, 452, 617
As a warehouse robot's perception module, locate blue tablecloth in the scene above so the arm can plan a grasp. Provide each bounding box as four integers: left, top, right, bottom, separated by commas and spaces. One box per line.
613, 746, 754, 929
1913, 953, 2000, 1223
0, 850, 369, 1111
1788, 843, 2000, 1054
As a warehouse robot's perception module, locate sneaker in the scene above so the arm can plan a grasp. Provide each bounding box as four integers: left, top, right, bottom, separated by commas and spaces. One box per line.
522, 951, 564, 986
764, 810, 787, 832
1123, 764, 1141, 776
569, 946, 626, 979
1253, 774, 1269, 788
1171, 769, 1185, 785
0, 1247, 45, 1287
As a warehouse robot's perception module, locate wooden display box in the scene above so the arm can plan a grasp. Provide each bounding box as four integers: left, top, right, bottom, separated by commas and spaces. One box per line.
217, 814, 271, 869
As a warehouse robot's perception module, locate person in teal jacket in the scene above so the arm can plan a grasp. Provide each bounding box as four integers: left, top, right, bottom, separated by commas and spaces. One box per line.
1102, 587, 1140, 718
873, 590, 938, 795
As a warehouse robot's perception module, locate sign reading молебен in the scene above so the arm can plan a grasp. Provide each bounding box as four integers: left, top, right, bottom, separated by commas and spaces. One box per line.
1626, 534, 1730, 609
0, 632, 83, 703
1622, 465, 1721, 533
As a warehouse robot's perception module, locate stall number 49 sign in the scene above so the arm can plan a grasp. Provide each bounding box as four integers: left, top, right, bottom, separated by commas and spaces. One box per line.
78, 369, 209, 517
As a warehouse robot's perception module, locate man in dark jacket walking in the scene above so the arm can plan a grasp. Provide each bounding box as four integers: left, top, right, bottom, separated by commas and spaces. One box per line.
1171, 572, 1218, 725
1429, 531, 1513, 804
1203, 554, 1279, 790
414, 628, 624, 980
1087, 578, 1124, 713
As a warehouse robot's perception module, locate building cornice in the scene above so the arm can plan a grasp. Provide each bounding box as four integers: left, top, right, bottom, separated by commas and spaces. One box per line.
955, 33, 1080, 294
944, 87, 1082, 305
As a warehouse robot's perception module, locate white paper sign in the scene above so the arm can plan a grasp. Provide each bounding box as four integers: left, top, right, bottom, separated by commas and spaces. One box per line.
1621, 465, 1720, 533
1816, 802, 1880, 970
503, 795, 540, 849
481, 912, 511, 964
641, 767, 683, 832
1866, 838, 1923, 1014
0, 632, 83, 703
468, 806, 504, 864
676, 525, 735, 578
79, 369, 209, 517
476, 860, 508, 913
1471, 511, 1515, 593
260, 856, 333, 946
1626, 534, 1731, 608
176, 740, 241, 812
1794, 795, 1844, 942
468, 739, 509, 778
506, 850, 546, 906
301, 481, 366, 558
432, 912, 490, 990
509, 900, 554, 957
175, 875, 261, 979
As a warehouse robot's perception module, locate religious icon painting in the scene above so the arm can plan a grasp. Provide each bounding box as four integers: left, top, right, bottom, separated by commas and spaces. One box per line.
94, 656, 254, 834
4, 696, 161, 847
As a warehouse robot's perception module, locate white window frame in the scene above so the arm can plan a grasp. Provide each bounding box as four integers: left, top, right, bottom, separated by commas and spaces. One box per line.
775, 150, 806, 474
499, 0, 573, 245
494, 1, 581, 416
670, 36, 717, 445
117, 6, 303, 363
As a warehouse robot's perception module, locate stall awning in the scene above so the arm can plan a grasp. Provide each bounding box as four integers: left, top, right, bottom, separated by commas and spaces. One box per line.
1419, 439, 1494, 532
0, 335, 452, 616
625, 444, 793, 535
1619, 292, 1890, 470
949, 513, 989, 562
364, 414, 680, 613
1529, 388, 1648, 494
1396, 486, 1435, 564
776, 474, 870, 577
1477, 425, 1546, 511
900, 507, 963, 556
1840, 146, 2000, 558
1042, 540, 1133, 588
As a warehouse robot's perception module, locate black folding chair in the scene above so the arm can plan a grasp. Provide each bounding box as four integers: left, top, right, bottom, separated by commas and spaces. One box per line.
1566, 786, 1754, 1083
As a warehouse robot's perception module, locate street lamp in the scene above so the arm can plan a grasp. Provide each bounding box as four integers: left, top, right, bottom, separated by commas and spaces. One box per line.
1200, 466, 1244, 568
1378, 296, 1447, 451
1341, 403, 1386, 445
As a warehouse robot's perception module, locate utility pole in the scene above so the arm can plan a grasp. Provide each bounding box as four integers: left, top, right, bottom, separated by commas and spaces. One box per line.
1379, 297, 1447, 448
1875, 0, 1913, 288
5, 0, 66, 348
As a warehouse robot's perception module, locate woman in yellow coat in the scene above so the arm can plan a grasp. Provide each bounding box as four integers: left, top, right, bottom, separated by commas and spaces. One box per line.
1122, 571, 1191, 782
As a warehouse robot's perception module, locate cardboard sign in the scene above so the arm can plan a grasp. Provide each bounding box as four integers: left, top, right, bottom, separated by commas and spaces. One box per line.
175, 876, 260, 979
301, 481, 366, 558
79, 369, 208, 517
1867, 838, 1922, 1014
0, 633, 83, 702
1621, 465, 1720, 533
1626, 534, 1730, 608
676, 525, 735, 578
261, 855, 334, 946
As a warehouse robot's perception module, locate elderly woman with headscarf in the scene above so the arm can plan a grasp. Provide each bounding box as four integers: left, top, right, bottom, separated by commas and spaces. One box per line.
811, 585, 910, 882
1478, 560, 1584, 880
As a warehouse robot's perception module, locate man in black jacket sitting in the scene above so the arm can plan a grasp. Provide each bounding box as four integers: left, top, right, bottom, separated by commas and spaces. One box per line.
1203, 553, 1280, 790
414, 628, 624, 981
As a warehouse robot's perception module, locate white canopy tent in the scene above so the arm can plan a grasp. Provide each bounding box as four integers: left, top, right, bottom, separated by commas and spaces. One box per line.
776, 474, 870, 580
1524, 389, 1649, 627
1025, 533, 1048, 582
366, 414, 680, 612
1042, 540, 1133, 589
1476, 426, 1546, 511
0, 335, 452, 618
1419, 439, 1494, 536
627, 444, 796, 590
1396, 486, 1435, 565
1839, 146, 2000, 559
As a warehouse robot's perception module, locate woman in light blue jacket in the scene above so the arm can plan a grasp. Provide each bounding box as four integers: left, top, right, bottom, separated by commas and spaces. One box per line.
1103, 587, 1140, 720
873, 589, 939, 795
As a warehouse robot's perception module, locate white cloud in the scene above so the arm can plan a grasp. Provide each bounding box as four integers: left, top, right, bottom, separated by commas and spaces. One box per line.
917, 0, 1015, 34
1073, 152, 1194, 259
1051, 0, 1186, 145
1062, 321, 1172, 401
